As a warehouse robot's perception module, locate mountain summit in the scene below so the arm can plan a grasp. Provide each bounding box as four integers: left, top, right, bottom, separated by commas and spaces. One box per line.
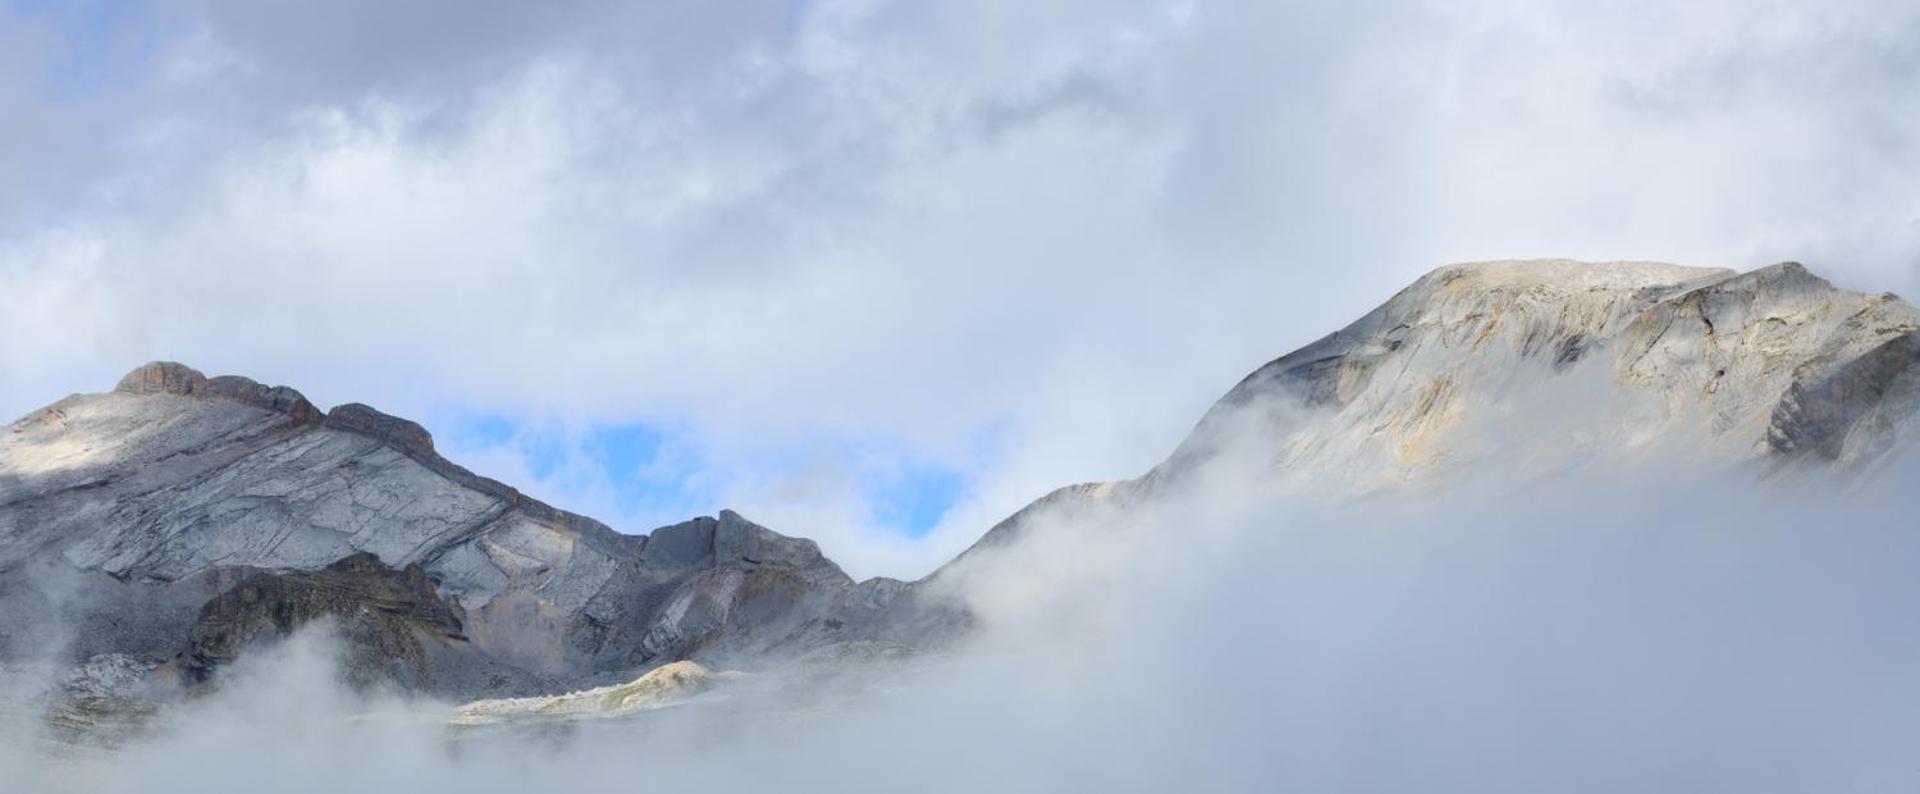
1172, 259, 1919, 478
950, 259, 1920, 562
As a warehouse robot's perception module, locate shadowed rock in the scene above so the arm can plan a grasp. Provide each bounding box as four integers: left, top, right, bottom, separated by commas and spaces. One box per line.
175, 552, 494, 692
1769, 330, 1920, 462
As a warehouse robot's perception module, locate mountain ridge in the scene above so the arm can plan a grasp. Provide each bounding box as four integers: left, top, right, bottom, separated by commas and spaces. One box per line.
5, 257, 1917, 703
940, 259, 1920, 569
2, 363, 930, 697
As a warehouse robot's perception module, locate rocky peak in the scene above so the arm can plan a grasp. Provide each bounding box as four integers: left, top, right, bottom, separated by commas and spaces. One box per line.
944, 259, 1920, 576
112, 361, 324, 426
114, 361, 211, 397
1165, 259, 1920, 480
4, 364, 917, 697
322, 403, 437, 458
641, 510, 851, 586
100, 362, 627, 548
109, 362, 460, 454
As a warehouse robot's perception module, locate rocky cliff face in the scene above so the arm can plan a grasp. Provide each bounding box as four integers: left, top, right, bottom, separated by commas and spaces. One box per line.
948, 260, 1920, 564
0, 363, 921, 698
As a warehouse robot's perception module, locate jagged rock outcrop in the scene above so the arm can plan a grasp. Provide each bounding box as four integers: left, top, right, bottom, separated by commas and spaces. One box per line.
1767, 328, 1920, 464
946, 260, 1920, 564
0, 363, 926, 697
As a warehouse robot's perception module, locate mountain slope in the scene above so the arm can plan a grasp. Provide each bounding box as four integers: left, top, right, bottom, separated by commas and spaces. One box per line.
0, 363, 918, 696
4, 258, 1915, 703
947, 259, 1920, 565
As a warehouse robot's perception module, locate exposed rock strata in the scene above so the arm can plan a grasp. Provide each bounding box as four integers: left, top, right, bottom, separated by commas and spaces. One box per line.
944, 260, 1920, 566
0, 364, 924, 697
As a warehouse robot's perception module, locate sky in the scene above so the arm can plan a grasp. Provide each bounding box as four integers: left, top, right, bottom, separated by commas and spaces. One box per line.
2, 0, 1918, 579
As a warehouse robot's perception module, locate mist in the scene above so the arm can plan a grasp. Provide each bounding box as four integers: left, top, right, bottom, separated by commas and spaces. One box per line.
7, 416, 1919, 792
5, 2, 1920, 788
6, 0, 1920, 579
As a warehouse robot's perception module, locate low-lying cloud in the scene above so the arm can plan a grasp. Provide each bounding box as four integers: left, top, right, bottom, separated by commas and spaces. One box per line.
9, 419, 1919, 792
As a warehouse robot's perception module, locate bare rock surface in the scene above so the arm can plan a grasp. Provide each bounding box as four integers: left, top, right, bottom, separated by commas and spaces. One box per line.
0, 364, 923, 699
1175, 259, 1920, 480
946, 260, 1920, 567
169, 551, 531, 695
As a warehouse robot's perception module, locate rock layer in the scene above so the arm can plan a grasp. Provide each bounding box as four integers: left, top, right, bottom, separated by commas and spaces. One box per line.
946, 260, 1920, 565
0, 364, 920, 697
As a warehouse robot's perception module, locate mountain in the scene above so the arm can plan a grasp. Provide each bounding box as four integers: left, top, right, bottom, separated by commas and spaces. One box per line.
0, 363, 930, 697
945, 259, 1920, 565
4, 259, 1916, 705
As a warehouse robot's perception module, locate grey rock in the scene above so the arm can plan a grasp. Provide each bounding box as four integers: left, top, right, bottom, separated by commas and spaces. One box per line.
0, 363, 927, 698
168, 551, 529, 695
1767, 330, 1920, 464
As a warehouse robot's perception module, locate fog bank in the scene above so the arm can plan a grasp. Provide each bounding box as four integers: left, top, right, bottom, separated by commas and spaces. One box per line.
8, 442, 1920, 792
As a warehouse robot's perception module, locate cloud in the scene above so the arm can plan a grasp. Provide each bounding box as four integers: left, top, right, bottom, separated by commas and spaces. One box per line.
9, 403, 1920, 791
2, 0, 1918, 577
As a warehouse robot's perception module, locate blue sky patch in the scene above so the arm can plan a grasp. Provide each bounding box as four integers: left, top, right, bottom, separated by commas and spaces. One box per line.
440, 411, 978, 540
866, 462, 965, 538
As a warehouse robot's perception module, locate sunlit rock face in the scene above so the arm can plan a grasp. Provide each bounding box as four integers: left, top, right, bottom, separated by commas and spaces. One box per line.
1172, 259, 1920, 480
1167, 262, 1920, 483
448, 660, 740, 726
0, 363, 918, 698
949, 260, 1920, 565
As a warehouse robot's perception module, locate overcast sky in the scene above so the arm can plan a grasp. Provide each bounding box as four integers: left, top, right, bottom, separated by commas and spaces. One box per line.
3, 0, 1917, 578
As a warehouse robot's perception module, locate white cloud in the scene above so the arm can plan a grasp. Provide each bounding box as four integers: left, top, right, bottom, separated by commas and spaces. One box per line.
10, 430, 1920, 791
2, 0, 1917, 577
